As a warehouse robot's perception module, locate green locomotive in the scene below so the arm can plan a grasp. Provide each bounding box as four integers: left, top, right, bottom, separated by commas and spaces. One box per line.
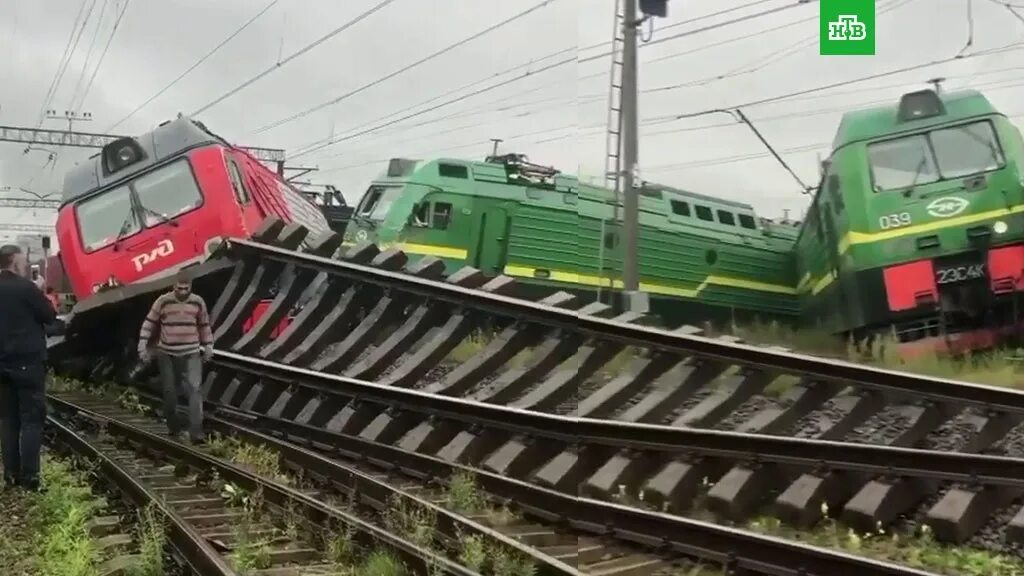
342, 154, 801, 327
796, 88, 1024, 353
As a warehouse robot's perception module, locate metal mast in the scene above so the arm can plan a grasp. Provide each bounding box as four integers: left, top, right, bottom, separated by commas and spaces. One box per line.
597, 0, 626, 303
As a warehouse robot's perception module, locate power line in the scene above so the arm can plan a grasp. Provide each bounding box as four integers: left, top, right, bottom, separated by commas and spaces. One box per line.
312, 78, 580, 160
579, 0, 818, 64
190, 0, 399, 117
638, 0, 914, 92
253, 0, 557, 134
316, 123, 575, 176
68, 0, 111, 110
578, 0, 786, 53
284, 46, 573, 158
107, 0, 279, 132
653, 42, 1024, 123
36, 0, 92, 127
290, 55, 575, 159
77, 0, 130, 113
76, 0, 130, 112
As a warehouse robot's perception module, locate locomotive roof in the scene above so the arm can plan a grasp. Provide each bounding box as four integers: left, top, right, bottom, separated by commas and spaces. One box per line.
831, 89, 1001, 150
61, 116, 227, 204
639, 182, 755, 212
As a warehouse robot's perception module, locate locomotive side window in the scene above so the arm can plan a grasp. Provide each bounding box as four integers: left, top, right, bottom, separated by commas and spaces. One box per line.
827, 174, 844, 213
227, 158, 251, 205
739, 214, 756, 229
411, 203, 429, 227
134, 161, 203, 226
77, 185, 139, 251
669, 200, 690, 217
431, 202, 453, 230
695, 205, 713, 221
717, 210, 735, 226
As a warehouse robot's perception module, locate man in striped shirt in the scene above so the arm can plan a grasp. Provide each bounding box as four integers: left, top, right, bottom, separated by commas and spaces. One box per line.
138, 271, 213, 444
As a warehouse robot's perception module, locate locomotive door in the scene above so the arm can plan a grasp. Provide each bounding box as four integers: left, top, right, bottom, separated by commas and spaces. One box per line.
474, 207, 510, 275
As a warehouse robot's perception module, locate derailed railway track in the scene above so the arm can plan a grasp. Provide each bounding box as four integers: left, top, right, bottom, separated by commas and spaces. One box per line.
47, 218, 1024, 573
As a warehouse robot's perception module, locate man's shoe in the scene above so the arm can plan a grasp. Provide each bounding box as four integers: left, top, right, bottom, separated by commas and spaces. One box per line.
19, 478, 41, 493
189, 436, 206, 446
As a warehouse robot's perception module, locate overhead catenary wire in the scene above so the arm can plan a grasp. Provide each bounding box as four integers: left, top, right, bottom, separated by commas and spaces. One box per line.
253, 0, 559, 135
76, 0, 130, 113
106, 0, 279, 132
650, 41, 1024, 124
636, 0, 915, 92
67, 0, 111, 111
577, 0, 783, 52
289, 55, 575, 159
579, 0, 819, 64
190, 0, 399, 117
35, 0, 92, 127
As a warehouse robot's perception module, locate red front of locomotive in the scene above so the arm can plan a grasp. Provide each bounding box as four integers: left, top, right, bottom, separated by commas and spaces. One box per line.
57, 144, 253, 300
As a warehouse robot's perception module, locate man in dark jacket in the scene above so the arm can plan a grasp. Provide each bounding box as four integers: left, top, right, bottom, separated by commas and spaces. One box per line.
0, 244, 57, 491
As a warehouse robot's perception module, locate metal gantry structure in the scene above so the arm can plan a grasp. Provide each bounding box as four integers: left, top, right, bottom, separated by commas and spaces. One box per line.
0, 123, 287, 170
0, 223, 54, 235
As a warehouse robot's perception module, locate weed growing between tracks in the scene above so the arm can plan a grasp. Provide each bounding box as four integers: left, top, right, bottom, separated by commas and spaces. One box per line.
0, 455, 104, 576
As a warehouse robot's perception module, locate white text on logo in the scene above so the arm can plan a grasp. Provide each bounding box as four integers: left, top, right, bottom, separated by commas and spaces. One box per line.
828, 15, 867, 41
131, 239, 175, 272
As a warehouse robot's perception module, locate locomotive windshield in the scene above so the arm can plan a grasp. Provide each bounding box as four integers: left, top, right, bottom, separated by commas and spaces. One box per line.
76, 159, 204, 252
868, 119, 1004, 192
355, 185, 401, 221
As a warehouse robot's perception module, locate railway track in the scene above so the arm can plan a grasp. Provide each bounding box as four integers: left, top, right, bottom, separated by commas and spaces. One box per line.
46, 391, 477, 576
49, 380, 942, 576
49, 218, 1024, 573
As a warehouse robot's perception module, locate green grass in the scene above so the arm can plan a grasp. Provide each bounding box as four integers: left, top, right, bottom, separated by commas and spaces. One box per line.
0, 456, 103, 576
748, 514, 1024, 576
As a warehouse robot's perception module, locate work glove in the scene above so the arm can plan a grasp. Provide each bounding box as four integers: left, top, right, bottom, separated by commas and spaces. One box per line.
138, 347, 150, 364
201, 345, 214, 362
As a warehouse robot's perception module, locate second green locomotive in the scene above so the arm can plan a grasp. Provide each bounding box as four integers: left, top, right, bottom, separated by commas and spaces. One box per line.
796, 88, 1024, 353
342, 154, 801, 328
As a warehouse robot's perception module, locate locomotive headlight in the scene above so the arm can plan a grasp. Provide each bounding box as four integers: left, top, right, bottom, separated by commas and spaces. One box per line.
994, 220, 1009, 235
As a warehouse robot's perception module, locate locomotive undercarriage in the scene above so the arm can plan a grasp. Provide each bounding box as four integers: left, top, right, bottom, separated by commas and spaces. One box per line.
863, 277, 1024, 358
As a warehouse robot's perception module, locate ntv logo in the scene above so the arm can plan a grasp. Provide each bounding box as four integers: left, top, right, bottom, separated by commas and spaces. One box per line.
820, 0, 875, 55
828, 15, 867, 41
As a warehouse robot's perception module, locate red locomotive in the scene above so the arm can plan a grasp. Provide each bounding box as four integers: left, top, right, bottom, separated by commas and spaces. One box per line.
50, 117, 326, 378
56, 116, 331, 299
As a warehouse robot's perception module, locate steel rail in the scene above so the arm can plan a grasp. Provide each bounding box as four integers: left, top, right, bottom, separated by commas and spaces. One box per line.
126, 389, 579, 576
47, 414, 241, 576
203, 395, 941, 576
221, 238, 1024, 415
46, 394, 480, 576
212, 350, 1024, 488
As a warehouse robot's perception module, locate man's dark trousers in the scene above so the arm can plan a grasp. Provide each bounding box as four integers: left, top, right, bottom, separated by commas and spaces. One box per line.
0, 363, 46, 489
157, 352, 203, 442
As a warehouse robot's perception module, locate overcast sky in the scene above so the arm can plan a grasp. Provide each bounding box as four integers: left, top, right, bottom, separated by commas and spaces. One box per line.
1, 0, 1022, 245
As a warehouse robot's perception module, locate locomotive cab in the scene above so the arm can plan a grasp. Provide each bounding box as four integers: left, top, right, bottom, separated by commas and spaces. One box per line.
797, 88, 1024, 353
57, 116, 331, 301
344, 158, 474, 271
